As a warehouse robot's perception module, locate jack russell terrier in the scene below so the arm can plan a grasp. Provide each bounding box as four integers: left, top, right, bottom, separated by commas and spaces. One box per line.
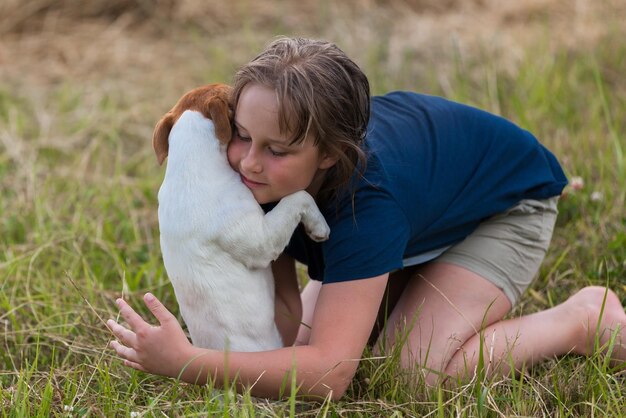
152, 84, 330, 352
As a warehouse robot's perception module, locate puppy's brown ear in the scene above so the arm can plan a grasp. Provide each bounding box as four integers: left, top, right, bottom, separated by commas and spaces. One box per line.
208, 95, 233, 145
152, 114, 174, 165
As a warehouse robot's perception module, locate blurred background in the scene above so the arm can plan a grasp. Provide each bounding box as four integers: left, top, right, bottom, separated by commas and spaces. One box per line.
3, 0, 624, 100
2, 0, 624, 230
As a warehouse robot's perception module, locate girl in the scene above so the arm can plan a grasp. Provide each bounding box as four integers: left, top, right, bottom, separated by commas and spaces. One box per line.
108, 37, 626, 400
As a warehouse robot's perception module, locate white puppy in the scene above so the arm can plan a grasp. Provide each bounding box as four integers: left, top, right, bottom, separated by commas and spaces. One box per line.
152, 84, 329, 352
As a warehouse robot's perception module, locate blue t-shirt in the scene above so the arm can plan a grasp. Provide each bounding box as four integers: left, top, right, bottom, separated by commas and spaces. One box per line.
285, 92, 567, 283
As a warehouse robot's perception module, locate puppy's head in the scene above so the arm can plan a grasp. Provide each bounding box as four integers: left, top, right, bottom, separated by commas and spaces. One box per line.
152, 83, 233, 165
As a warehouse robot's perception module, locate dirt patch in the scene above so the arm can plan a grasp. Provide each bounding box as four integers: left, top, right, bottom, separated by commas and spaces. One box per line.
1, 0, 624, 96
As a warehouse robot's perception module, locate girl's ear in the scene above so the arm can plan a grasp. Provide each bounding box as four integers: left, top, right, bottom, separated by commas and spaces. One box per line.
318, 152, 340, 170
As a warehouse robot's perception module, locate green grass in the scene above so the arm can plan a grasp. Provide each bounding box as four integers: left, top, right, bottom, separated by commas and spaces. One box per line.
1, 14, 626, 418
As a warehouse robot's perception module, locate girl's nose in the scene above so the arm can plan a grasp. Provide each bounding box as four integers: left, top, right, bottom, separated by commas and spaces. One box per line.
240, 146, 263, 174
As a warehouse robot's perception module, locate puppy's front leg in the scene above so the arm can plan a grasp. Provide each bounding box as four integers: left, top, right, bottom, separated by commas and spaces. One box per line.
273, 191, 330, 242
217, 191, 329, 269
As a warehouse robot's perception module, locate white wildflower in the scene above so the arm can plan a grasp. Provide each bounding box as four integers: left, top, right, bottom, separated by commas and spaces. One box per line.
570, 176, 584, 191
590, 191, 603, 201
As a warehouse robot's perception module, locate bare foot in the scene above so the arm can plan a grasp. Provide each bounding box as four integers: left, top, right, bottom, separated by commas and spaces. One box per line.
564, 286, 626, 366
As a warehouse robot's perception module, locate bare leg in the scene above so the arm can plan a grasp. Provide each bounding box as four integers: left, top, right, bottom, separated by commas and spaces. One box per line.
381, 262, 512, 384
380, 263, 626, 384
446, 285, 626, 377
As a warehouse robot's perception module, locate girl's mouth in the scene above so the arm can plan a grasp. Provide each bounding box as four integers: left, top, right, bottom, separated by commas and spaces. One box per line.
240, 174, 265, 189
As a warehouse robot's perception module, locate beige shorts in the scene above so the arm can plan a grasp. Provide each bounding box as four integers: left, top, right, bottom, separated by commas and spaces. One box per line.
435, 196, 559, 305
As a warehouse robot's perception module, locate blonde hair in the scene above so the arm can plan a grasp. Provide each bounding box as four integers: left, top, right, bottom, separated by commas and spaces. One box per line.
232, 37, 370, 205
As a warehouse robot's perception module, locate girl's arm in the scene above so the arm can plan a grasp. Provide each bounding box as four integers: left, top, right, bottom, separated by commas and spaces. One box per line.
108, 273, 388, 400
271, 253, 302, 346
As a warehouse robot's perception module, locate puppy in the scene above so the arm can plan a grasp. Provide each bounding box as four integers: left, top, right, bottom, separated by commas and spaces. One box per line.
152, 84, 330, 352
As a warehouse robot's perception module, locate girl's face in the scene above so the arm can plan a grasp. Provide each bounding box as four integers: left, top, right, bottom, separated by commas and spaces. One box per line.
227, 83, 337, 204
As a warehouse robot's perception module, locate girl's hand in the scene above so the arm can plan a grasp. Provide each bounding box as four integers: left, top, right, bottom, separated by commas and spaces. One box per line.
107, 293, 195, 379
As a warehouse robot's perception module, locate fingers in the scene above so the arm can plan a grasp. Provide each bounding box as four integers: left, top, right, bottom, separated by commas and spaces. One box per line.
143, 293, 175, 325
108, 297, 161, 374
113, 294, 174, 328
110, 340, 135, 360
107, 319, 140, 364
124, 360, 147, 372
116, 298, 150, 331
109, 341, 147, 372
107, 319, 137, 347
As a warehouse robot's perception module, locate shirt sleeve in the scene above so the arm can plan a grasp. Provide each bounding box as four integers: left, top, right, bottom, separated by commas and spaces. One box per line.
321, 184, 411, 283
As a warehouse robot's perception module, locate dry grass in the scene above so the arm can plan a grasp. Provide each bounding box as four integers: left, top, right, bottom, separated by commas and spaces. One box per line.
2, 0, 625, 87
2, 0, 624, 153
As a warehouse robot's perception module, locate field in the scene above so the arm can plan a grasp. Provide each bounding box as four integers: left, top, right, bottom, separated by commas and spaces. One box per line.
1, 0, 625, 416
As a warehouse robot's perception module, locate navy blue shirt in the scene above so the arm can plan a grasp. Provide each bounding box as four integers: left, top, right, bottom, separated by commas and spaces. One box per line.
285, 92, 568, 283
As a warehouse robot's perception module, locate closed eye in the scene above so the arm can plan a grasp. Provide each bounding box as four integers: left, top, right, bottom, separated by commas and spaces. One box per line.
269, 148, 287, 157
233, 128, 251, 142
233, 125, 288, 156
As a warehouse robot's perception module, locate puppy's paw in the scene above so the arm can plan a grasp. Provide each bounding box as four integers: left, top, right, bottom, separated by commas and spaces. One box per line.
305, 220, 330, 242
286, 190, 330, 242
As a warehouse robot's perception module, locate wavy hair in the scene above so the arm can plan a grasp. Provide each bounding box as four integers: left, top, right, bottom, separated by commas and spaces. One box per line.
231, 37, 370, 205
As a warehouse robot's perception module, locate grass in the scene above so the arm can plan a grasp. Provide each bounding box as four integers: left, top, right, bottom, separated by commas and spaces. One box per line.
1, 1, 626, 416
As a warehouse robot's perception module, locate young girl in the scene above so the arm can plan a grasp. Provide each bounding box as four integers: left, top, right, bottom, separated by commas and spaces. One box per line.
108, 37, 626, 400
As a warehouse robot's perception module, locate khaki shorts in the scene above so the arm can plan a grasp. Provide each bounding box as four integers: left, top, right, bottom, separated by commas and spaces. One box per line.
435, 196, 559, 305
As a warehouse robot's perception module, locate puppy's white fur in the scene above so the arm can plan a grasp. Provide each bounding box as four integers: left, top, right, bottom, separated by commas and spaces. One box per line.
158, 110, 329, 352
